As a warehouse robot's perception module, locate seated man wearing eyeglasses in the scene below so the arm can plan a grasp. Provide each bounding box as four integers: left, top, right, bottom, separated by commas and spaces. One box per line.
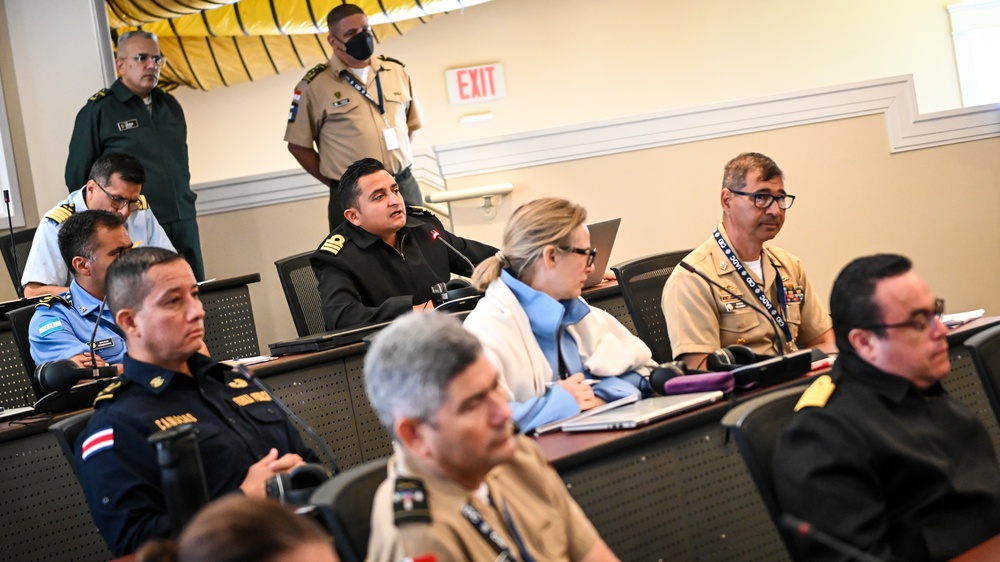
773, 254, 1000, 561
663, 152, 834, 370
22, 152, 173, 298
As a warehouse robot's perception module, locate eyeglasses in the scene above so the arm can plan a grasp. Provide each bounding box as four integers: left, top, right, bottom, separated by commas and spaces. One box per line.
95, 182, 142, 212
559, 246, 597, 267
125, 54, 166, 67
861, 299, 945, 332
729, 189, 796, 210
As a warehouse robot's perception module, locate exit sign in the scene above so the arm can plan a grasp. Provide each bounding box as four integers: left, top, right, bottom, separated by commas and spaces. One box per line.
445, 63, 506, 105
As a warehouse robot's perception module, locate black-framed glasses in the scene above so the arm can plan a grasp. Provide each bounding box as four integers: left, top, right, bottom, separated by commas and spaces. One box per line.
95, 182, 141, 212
861, 299, 945, 332
127, 54, 166, 66
729, 189, 796, 210
559, 246, 597, 267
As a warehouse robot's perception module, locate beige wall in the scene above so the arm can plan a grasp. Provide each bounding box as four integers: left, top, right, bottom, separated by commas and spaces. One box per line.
1, 0, 994, 350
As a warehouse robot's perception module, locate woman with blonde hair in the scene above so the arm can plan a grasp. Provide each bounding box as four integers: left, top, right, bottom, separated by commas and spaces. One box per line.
464, 198, 655, 432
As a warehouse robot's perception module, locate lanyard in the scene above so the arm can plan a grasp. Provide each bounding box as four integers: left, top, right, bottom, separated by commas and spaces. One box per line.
340, 69, 384, 115
461, 502, 537, 562
713, 229, 793, 344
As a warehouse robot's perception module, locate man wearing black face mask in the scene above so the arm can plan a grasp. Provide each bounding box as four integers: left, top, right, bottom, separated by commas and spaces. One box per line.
285, 4, 423, 232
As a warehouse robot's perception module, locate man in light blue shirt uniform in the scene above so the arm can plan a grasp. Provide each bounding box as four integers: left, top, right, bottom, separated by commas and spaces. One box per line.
22, 153, 173, 298
30, 211, 132, 369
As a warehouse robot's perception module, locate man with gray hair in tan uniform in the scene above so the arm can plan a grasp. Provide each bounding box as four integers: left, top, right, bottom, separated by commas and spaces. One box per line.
364, 311, 619, 562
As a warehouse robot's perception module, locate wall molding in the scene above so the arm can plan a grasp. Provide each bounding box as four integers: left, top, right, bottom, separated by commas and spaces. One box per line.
192, 75, 1000, 215
432, 75, 1000, 178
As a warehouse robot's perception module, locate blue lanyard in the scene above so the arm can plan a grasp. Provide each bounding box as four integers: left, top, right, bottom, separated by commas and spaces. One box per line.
713, 229, 793, 344
340, 69, 384, 115
461, 502, 536, 562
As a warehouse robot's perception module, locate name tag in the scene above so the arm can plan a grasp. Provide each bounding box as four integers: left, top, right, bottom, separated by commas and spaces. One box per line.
117, 119, 139, 131
332, 99, 350, 108
91, 338, 114, 350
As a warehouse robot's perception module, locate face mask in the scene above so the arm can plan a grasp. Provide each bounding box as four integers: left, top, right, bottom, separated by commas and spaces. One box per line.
344, 31, 374, 61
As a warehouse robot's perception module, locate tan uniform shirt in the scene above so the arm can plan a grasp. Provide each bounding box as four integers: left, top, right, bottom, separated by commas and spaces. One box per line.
367, 436, 601, 562
662, 224, 831, 357
284, 54, 422, 181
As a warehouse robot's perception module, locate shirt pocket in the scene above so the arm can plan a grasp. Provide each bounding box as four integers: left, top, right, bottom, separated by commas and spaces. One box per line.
719, 308, 761, 337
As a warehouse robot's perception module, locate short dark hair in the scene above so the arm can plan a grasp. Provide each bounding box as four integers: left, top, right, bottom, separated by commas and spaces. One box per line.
339, 157, 388, 210
57, 210, 126, 275
89, 153, 146, 187
327, 4, 366, 31
722, 152, 783, 192
106, 246, 185, 316
830, 254, 913, 353
365, 312, 482, 437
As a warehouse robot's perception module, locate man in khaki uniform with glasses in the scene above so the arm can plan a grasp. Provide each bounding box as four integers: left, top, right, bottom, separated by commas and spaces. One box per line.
663, 152, 833, 370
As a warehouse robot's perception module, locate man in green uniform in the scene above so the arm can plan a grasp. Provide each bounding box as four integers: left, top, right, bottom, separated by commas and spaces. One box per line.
65, 30, 204, 280
285, 3, 423, 231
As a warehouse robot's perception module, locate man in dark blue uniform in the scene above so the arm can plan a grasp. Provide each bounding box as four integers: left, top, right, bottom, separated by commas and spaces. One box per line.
65, 31, 204, 280
75, 247, 314, 557
312, 158, 497, 330
773, 254, 1000, 561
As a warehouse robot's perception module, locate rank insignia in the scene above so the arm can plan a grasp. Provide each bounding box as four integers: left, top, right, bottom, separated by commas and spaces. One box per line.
150, 376, 165, 389
736, 337, 747, 345
321, 234, 346, 255
335, 91, 342, 99
393, 478, 430, 526
795, 375, 836, 411
229, 378, 249, 389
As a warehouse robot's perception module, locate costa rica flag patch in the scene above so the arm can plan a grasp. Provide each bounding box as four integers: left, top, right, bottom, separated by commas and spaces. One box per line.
81, 428, 114, 461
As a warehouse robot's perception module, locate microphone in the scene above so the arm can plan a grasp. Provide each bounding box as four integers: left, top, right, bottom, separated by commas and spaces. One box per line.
429, 230, 475, 274
89, 297, 108, 378
36, 359, 116, 393
780, 514, 887, 562
678, 261, 784, 356
233, 364, 340, 475
4, 190, 23, 299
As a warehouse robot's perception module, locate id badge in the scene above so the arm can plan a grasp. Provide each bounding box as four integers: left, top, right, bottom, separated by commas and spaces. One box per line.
382, 126, 400, 151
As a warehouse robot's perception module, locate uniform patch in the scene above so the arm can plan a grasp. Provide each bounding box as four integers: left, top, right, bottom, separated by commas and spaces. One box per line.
38, 320, 63, 337
795, 375, 836, 411
288, 101, 298, 123
117, 119, 139, 132
321, 234, 346, 255
393, 478, 430, 526
154, 413, 198, 431
232, 391, 272, 407
81, 428, 114, 461
293, 89, 301, 101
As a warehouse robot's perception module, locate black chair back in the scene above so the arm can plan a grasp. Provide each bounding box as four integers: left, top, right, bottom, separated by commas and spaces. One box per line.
6, 303, 40, 399
49, 410, 95, 477
720, 385, 804, 524
0, 227, 35, 294
311, 458, 388, 562
965, 324, 1000, 424
612, 249, 691, 363
199, 274, 262, 360
275, 252, 326, 337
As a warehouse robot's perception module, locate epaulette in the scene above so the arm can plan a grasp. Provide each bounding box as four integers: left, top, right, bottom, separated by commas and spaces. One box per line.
35, 294, 72, 309
378, 55, 405, 68
393, 477, 430, 526
407, 205, 435, 217
794, 374, 836, 411
93, 378, 128, 405
319, 233, 347, 256
45, 203, 76, 224
88, 88, 110, 102
300, 63, 327, 84
136, 194, 149, 210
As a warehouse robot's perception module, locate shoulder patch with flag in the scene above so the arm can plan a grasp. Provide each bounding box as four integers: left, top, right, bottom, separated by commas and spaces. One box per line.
81, 427, 114, 461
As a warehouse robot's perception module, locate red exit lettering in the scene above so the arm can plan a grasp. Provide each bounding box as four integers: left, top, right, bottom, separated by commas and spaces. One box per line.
457, 65, 497, 100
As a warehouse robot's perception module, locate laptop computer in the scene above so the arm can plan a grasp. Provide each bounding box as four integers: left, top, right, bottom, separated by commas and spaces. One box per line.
584, 218, 621, 288
562, 391, 724, 432
533, 393, 639, 435
267, 320, 389, 356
